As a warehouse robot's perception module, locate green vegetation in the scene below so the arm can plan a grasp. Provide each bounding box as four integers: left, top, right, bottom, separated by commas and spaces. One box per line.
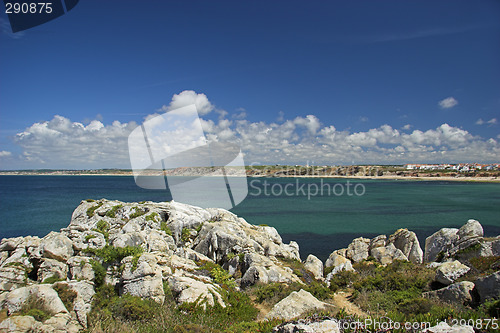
53, 283, 78, 312
197, 261, 236, 289
85, 199, 95, 203
85, 234, 97, 241
90, 260, 106, 288
145, 212, 159, 222
91, 220, 110, 240
455, 242, 482, 256
86, 280, 265, 333
42, 275, 65, 284
251, 281, 331, 306
106, 204, 123, 218
160, 221, 173, 236
84, 245, 143, 264
195, 223, 204, 233
181, 228, 192, 242
131, 252, 142, 272
17, 296, 52, 322
129, 206, 147, 219
86, 202, 103, 217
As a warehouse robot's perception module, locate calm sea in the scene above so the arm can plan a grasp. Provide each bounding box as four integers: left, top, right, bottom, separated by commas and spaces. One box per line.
1, 175, 499, 261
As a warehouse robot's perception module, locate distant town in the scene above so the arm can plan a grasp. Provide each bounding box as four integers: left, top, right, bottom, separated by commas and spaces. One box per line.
0, 163, 499, 181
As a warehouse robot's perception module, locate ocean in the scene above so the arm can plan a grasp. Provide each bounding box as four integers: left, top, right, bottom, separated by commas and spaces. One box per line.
1, 175, 499, 261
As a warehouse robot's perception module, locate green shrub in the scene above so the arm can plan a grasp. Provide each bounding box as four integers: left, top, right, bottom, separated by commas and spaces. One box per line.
129, 206, 147, 219
160, 221, 173, 236
181, 228, 192, 242
145, 212, 159, 222
131, 252, 142, 272
85, 199, 95, 203
53, 284, 78, 311
42, 275, 65, 284
85, 234, 97, 241
469, 256, 500, 275
86, 202, 103, 217
92, 220, 110, 240
105, 204, 123, 218
195, 223, 204, 233
197, 261, 236, 288
109, 294, 156, 321
85, 245, 143, 264
18, 297, 52, 322
90, 260, 106, 288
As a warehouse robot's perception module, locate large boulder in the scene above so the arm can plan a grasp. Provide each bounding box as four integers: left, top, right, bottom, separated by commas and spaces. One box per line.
0, 315, 41, 332
424, 228, 458, 263
67, 256, 94, 281
265, 289, 333, 321
435, 260, 470, 285
303, 254, 323, 280
424, 281, 475, 305
38, 258, 68, 283
240, 253, 301, 288
121, 253, 165, 304
474, 271, 500, 302
370, 243, 407, 265
387, 229, 423, 264
424, 220, 485, 263
346, 238, 370, 263
325, 251, 349, 269
41, 232, 74, 262
3, 284, 68, 315
167, 275, 225, 308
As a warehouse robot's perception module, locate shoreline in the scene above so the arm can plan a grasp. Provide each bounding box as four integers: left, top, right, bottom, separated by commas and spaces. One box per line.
0, 172, 499, 182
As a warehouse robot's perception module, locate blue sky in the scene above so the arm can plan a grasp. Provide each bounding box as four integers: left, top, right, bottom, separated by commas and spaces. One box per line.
0, 0, 499, 169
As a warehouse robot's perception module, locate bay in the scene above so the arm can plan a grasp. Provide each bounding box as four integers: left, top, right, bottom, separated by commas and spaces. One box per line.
1, 175, 499, 260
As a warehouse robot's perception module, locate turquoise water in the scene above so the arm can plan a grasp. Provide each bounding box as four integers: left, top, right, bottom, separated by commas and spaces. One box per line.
1, 176, 499, 260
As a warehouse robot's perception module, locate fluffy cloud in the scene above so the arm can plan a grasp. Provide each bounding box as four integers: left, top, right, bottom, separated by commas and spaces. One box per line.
9, 91, 500, 168
0, 151, 12, 157
476, 118, 498, 126
438, 97, 458, 109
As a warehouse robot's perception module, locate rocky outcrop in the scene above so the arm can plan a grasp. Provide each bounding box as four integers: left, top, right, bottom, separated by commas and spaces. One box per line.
424, 220, 483, 262
304, 254, 323, 280
266, 289, 333, 321
474, 271, 500, 302
422, 321, 474, 333
0, 199, 304, 330
424, 281, 475, 305
434, 260, 470, 285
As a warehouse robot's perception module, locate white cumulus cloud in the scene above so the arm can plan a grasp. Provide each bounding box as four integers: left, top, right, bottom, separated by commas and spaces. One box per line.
438, 97, 458, 109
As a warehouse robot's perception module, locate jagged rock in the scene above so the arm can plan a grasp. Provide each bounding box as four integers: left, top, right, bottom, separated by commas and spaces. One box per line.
67, 256, 94, 281
478, 237, 500, 257
435, 260, 470, 285
370, 243, 407, 265
0, 237, 25, 252
41, 232, 74, 262
369, 235, 386, 250
325, 261, 354, 287
168, 275, 225, 308
38, 258, 68, 283
39, 313, 81, 333
265, 289, 333, 321
121, 253, 165, 304
346, 238, 370, 263
0, 265, 27, 293
424, 228, 459, 262
145, 230, 175, 252
474, 271, 500, 302
240, 253, 301, 288
71, 231, 106, 251
3, 284, 68, 315
304, 254, 323, 280
422, 321, 474, 333
56, 281, 95, 328
273, 319, 340, 333
0, 315, 41, 332
111, 231, 146, 248
325, 251, 349, 268
387, 229, 423, 264
425, 220, 487, 263
424, 281, 475, 304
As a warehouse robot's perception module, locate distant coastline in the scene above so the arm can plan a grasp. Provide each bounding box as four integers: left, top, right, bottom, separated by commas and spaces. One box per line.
1, 165, 499, 182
